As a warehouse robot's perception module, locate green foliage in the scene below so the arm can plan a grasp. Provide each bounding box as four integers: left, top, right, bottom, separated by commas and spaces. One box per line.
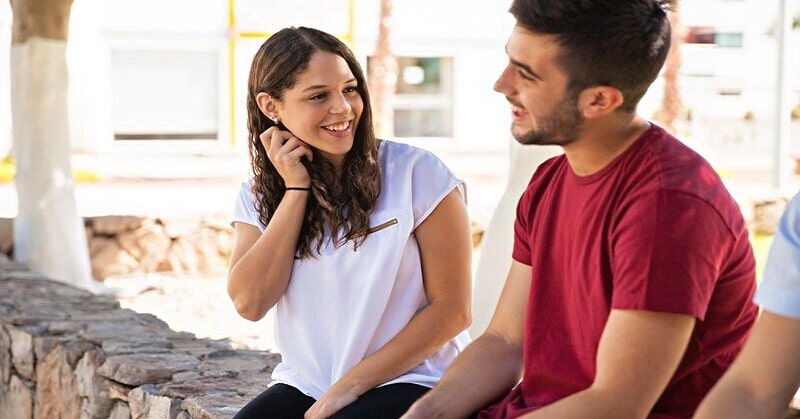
751, 233, 774, 285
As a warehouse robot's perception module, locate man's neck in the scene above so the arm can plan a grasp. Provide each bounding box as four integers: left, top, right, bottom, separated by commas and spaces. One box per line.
562, 115, 651, 177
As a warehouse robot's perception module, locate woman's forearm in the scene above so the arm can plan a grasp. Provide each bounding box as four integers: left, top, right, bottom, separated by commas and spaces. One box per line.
227, 190, 309, 321
332, 299, 471, 397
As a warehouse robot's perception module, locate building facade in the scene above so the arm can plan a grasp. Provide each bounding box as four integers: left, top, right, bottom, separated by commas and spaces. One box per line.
0, 0, 798, 163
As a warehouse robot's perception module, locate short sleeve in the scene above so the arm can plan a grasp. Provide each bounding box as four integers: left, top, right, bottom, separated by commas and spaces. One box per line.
232, 179, 265, 231
512, 187, 533, 265
611, 190, 737, 320
409, 148, 463, 229
511, 156, 561, 266
755, 192, 800, 319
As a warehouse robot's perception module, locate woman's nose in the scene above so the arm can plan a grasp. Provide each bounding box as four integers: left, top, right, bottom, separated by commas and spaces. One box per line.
329, 93, 352, 115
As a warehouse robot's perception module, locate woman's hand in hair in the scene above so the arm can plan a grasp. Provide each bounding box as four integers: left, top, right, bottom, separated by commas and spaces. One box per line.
261, 126, 314, 188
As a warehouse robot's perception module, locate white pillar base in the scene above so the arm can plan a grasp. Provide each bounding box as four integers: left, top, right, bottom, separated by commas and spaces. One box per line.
469, 140, 561, 337
11, 37, 98, 292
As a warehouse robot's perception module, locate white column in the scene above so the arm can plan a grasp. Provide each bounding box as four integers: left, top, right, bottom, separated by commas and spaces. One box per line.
11, 37, 97, 291
772, 0, 793, 192
469, 139, 560, 336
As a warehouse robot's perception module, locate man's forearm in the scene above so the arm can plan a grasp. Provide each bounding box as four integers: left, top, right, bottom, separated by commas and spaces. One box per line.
403, 332, 523, 419
694, 381, 790, 419
518, 386, 647, 419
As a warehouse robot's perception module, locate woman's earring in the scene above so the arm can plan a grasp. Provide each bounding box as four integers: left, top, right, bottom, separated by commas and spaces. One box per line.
271, 116, 280, 125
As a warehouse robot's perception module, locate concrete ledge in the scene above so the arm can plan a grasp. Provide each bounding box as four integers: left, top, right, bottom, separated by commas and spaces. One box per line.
0, 254, 280, 418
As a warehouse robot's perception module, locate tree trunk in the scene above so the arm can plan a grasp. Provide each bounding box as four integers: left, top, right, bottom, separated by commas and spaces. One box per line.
367, 0, 398, 138
10, 0, 96, 291
658, 9, 683, 136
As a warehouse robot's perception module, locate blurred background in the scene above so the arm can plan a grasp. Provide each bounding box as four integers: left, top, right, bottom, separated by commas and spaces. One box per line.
1, 0, 799, 351
2, 0, 799, 211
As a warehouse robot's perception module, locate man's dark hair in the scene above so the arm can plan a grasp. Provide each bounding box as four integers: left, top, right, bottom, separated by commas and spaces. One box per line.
509, 0, 676, 112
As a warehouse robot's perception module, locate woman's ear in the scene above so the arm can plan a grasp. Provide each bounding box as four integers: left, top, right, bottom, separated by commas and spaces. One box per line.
255, 92, 279, 119
577, 86, 624, 119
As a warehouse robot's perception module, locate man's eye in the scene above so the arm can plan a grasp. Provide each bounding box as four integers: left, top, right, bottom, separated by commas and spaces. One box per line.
517, 70, 536, 81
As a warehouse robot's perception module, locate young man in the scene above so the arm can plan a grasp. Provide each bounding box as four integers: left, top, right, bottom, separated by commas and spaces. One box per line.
402, 1, 759, 418
695, 192, 800, 419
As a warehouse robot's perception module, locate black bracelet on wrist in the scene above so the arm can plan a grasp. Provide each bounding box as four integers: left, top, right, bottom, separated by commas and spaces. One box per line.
285, 187, 311, 191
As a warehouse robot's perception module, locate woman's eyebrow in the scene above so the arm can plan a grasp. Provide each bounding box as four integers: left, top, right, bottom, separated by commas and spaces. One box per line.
301, 78, 357, 93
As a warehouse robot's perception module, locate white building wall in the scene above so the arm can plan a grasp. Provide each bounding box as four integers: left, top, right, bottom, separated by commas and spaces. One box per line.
0, 0, 796, 156
681, 0, 782, 120
353, 0, 513, 153
67, 0, 114, 153
0, 1, 12, 156
72, 0, 229, 154
675, 0, 800, 172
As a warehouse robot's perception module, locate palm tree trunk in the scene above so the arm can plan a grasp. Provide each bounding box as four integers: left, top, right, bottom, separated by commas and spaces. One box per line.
658, 9, 683, 136
10, 0, 96, 291
367, 0, 398, 138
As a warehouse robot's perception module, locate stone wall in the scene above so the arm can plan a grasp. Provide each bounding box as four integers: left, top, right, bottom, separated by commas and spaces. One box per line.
0, 215, 233, 281
0, 215, 485, 282
0, 254, 280, 418
752, 198, 789, 235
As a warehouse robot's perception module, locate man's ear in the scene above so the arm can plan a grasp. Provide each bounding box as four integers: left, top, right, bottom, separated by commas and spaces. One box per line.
255, 92, 279, 119
577, 86, 624, 119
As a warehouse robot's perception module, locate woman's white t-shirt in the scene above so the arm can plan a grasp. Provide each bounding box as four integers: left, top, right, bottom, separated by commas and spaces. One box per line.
232, 140, 472, 399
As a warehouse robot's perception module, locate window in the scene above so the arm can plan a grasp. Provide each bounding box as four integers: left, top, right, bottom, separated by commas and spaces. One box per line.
686, 26, 716, 44
718, 88, 742, 96
685, 27, 743, 48
369, 56, 454, 138
715, 32, 743, 48
111, 49, 219, 140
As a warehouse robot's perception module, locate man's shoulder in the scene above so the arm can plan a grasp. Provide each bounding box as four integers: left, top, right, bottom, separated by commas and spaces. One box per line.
629, 127, 749, 235
638, 124, 707, 167
635, 126, 727, 195
529, 154, 568, 182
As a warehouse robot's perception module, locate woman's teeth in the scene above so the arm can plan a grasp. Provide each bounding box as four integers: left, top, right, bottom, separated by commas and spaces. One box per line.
324, 122, 349, 131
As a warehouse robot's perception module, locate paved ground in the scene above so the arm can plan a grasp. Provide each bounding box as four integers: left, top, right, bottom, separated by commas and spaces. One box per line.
103, 272, 281, 351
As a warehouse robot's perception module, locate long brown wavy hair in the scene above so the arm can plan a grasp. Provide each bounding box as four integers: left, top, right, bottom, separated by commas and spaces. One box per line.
246, 26, 382, 259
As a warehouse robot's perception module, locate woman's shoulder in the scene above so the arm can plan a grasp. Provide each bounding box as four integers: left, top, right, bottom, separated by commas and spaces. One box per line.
240, 177, 255, 188
236, 178, 258, 202
380, 139, 415, 155
379, 139, 446, 166
238, 177, 255, 193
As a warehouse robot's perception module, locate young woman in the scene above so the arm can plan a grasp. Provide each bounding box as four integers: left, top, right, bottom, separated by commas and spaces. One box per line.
227, 26, 472, 419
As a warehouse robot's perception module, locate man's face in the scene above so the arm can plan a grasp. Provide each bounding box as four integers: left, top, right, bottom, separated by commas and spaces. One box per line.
494, 25, 584, 146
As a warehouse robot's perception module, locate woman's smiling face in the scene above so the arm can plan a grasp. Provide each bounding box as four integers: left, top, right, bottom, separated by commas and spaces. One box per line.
271, 51, 363, 168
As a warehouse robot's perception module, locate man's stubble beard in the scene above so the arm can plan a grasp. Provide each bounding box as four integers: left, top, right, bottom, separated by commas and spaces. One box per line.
513, 94, 583, 147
